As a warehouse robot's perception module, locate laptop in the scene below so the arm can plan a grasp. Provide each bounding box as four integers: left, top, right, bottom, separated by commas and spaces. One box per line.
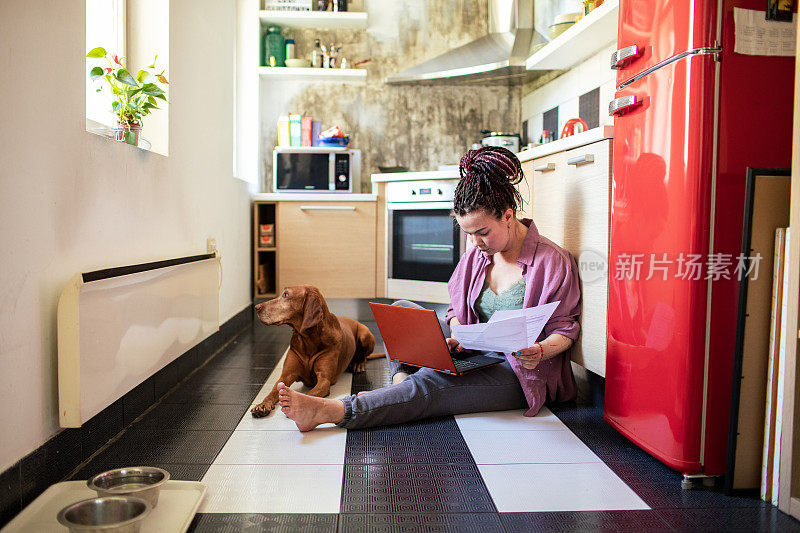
369, 302, 506, 375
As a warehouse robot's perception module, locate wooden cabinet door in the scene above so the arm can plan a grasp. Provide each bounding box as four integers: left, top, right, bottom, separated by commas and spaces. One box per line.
277, 201, 377, 298
562, 140, 611, 376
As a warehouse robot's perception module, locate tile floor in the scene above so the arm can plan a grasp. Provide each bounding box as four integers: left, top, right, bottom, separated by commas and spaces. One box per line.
68, 319, 800, 532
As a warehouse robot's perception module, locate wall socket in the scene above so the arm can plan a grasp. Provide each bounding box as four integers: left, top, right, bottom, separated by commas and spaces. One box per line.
207, 238, 217, 253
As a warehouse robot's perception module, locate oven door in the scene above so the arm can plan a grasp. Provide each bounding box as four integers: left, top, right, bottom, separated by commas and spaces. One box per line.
388, 203, 465, 283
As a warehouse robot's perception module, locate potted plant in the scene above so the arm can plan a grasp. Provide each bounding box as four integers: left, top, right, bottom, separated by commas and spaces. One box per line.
86, 47, 168, 146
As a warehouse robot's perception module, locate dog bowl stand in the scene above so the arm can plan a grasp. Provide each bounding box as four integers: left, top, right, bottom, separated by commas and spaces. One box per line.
1, 480, 206, 533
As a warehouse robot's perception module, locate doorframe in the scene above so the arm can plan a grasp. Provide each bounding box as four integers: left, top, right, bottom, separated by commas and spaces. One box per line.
778, 30, 800, 518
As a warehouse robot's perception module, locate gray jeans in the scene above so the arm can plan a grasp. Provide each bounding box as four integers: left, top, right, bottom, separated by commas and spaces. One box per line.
337, 300, 527, 429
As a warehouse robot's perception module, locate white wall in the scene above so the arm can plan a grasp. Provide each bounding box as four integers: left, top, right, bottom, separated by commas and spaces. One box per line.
522, 43, 617, 142
0, 0, 253, 472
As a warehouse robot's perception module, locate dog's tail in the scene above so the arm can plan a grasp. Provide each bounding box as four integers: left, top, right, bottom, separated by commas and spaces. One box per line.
365, 352, 385, 360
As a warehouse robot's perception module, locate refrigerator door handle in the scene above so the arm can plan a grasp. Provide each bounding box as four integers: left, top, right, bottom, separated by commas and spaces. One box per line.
609, 95, 640, 117
611, 45, 643, 70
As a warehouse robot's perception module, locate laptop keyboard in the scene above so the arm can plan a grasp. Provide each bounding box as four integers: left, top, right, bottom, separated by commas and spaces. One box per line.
452, 358, 482, 372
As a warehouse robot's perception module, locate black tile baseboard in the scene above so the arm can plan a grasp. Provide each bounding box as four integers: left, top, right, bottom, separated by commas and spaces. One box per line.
0, 304, 253, 529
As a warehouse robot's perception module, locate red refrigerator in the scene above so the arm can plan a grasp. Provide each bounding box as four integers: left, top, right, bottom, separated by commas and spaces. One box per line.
605, 0, 795, 478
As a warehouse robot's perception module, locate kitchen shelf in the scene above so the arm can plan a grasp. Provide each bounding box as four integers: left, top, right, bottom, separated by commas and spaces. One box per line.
258, 10, 368, 29
525, 0, 618, 71
257, 246, 277, 251
258, 66, 367, 82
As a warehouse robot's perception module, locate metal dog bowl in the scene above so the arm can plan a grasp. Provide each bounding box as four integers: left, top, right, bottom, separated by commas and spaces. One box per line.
56, 496, 151, 533
87, 467, 170, 508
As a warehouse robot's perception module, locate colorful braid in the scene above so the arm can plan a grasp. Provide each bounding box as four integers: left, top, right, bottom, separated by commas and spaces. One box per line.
453, 146, 524, 219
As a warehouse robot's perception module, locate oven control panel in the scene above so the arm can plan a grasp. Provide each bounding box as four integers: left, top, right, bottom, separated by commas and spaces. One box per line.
385, 180, 457, 203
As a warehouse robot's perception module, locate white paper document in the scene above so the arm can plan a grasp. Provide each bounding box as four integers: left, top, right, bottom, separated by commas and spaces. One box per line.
734, 7, 797, 57
450, 301, 560, 353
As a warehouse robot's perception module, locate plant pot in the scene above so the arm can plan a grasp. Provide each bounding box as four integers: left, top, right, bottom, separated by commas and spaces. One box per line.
113, 123, 142, 146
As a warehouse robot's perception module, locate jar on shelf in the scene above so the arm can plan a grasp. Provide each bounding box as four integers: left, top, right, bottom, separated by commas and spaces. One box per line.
285, 38, 296, 60
263, 25, 285, 67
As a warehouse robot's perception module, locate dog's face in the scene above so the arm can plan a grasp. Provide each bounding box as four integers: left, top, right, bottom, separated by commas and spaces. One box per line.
254, 285, 324, 330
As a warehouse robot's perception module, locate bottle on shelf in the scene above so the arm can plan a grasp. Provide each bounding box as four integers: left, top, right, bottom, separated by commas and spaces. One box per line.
264, 25, 285, 67
285, 38, 296, 61
311, 39, 323, 68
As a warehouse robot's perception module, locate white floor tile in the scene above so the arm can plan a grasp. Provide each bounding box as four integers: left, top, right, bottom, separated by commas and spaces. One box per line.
478, 463, 650, 512
455, 407, 568, 431
461, 429, 601, 464
199, 464, 344, 513
240, 373, 352, 431
213, 429, 347, 465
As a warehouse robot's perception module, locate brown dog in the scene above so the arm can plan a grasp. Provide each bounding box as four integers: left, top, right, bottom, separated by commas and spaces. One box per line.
251, 285, 381, 418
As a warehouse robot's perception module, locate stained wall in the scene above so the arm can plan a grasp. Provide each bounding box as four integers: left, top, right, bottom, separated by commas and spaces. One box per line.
260, 0, 522, 191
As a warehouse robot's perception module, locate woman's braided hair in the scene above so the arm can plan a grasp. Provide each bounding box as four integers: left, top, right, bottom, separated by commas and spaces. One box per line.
453, 145, 524, 219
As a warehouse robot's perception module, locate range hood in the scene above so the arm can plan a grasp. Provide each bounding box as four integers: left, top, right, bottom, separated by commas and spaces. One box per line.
385, 0, 544, 85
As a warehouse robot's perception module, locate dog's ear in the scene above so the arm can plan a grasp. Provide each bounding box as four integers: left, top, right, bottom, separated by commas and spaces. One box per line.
300, 287, 324, 331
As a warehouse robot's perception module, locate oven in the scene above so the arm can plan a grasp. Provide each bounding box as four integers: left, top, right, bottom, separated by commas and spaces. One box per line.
386, 180, 466, 304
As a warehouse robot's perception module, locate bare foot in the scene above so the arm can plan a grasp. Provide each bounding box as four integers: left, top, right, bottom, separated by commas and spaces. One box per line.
277, 382, 345, 432
392, 372, 409, 386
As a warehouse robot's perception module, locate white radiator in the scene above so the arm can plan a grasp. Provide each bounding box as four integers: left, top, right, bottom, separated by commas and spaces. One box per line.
57, 253, 221, 427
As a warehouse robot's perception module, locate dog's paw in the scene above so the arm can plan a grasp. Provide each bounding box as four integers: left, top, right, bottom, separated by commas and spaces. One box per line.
350, 361, 366, 373
250, 401, 274, 418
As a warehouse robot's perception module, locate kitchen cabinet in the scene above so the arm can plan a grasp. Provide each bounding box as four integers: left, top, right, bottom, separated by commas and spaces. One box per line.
276, 200, 376, 298
253, 201, 278, 298
526, 138, 612, 377
525, 0, 618, 71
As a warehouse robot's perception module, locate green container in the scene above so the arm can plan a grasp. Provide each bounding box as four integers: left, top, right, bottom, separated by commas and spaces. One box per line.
263, 25, 285, 67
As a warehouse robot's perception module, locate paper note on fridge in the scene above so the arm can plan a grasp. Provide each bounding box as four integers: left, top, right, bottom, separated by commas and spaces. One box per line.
450, 301, 560, 353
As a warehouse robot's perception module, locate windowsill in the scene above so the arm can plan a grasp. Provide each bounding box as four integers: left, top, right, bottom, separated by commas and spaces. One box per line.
86, 117, 153, 152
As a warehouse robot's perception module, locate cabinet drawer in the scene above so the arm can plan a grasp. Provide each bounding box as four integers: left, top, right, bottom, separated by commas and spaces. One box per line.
529, 151, 567, 246
277, 202, 377, 298
563, 139, 611, 180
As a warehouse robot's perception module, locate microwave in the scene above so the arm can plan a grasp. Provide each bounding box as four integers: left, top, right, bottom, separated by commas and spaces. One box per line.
272, 147, 361, 193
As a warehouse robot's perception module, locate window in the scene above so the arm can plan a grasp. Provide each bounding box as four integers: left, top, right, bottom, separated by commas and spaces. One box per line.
85, 0, 126, 127
85, 0, 169, 155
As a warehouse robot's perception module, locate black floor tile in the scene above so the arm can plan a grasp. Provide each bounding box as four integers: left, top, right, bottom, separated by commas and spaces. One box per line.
189, 513, 337, 532
123, 379, 155, 425
341, 463, 493, 514
501, 510, 674, 532
133, 402, 249, 431
0, 462, 21, 528
71, 462, 209, 482
203, 351, 284, 370
81, 399, 124, 461
188, 365, 273, 385
339, 512, 505, 532
657, 506, 800, 532
162, 381, 263, 405
628, 480, 766, 510
153, 359, 180, 398
20, 428, 82, 505
90, 429, 231, 466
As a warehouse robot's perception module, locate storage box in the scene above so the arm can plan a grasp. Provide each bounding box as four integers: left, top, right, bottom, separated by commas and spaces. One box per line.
259, 233, 275, 247
259, 223, 275, 235
264, 0, 312, 11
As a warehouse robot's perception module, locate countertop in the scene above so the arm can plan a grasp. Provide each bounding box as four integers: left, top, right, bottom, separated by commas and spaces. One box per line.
517, 125, 613, 162
253, 193, 377, 201
371, 170, 460, 183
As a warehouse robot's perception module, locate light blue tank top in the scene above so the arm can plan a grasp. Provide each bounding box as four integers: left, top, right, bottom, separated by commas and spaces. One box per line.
475, 278, 526, 323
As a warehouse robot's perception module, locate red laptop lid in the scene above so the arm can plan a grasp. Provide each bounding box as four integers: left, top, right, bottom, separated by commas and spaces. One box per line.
368, 302, 457, 373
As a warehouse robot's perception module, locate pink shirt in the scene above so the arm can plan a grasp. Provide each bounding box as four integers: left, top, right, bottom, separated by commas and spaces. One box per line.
445, 219, 581, 416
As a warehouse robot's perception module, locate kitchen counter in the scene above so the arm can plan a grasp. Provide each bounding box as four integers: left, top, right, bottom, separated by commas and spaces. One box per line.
253, 193, 377, 201
517, 125, 613, 163
371, 170, 460, 183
